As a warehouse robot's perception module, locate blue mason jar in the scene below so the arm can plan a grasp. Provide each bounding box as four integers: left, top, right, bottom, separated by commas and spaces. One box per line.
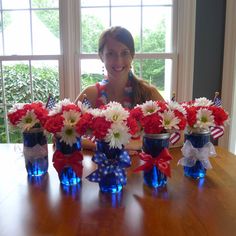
96, 140, 128, 193
142, 133, 170, 188
23, 128, 48, 176
54, 137, 82, 185
183, 130, 210, 179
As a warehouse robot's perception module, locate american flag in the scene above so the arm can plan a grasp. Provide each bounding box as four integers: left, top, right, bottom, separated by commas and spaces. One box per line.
46, 94, 56, 110
171, 92, 176, 102
82, 95, 92, 108
213, 92, 222, 107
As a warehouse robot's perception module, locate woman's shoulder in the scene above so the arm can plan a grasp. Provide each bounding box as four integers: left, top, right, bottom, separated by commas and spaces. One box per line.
75, 84, 98, 106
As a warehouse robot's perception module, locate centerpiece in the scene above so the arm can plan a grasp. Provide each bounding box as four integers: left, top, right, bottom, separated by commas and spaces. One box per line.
178, 97, 229, 179
44, 99, 87, 185
131, 100, 186, 187
8, 102, 49, 176
85, 102, 138, 193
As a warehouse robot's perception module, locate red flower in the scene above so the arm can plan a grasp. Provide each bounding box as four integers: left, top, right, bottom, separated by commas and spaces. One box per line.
76, 113, 94, 135
44, 114, 64, 133
92, 117, 112, 139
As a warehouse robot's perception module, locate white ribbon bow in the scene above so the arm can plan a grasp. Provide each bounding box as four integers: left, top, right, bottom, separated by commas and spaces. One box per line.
178, 140, 216, 169
23, 144, 48, 162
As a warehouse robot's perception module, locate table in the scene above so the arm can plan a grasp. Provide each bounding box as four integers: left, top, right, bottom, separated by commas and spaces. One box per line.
0, 144, 236, 236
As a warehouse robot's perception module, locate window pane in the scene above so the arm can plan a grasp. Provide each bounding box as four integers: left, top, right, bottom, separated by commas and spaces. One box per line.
2, 0, 29, 9
143, 6, 172, 53
81, 0, 109, 7
31, 0, 59, 8
111, 7, 140, 38
144, 0, 172, 5
133, 59, 172, 100
111, 0, 141, 6
2, 61, 31, 104
3, 11, 31, 55
31, 60, 60, 102
32, 10, 60, 54
81, 8, 109, 53
81, 59, 104, 90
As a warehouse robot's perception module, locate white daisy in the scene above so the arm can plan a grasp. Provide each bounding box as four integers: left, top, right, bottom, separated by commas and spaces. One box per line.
167, 101, 186, 115
8, 103, 25, 114
103, 103, 129, 123
59, 125, 78, 146
141, 100, 160, 116
195, 108, 214, 129
62, 110, 81, 126
194, 97, 213, 107
105, 123, 131, 149
161, 110, 180, 130
18, 110, 39, 131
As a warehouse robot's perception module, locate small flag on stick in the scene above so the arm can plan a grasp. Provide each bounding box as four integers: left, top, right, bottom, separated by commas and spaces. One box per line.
46, 94, 56, 110
82, 94, 92, 108
171, 92, 176, 102
213, 91, 222, 107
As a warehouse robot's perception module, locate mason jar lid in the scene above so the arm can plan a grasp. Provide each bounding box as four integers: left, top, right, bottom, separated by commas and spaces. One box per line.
143, 133, 170, 139
185, 128, 210, 135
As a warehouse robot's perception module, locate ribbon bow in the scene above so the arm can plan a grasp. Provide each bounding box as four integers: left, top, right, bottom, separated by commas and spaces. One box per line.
178, 140, 216, 169
86, 150, 131, 185
134, 148, 173, 177
53, 150, 83, 177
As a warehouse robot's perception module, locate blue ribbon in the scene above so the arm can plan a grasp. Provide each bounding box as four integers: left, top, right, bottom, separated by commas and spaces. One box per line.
86, 150, 131, 185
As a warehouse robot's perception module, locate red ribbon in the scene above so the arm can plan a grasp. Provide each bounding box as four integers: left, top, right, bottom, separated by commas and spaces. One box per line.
53, 150, 83, 177
134, 148, 172, 177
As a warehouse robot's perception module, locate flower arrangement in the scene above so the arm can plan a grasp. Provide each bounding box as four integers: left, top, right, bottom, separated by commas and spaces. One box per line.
7, 102, 48, 132
80, 101, 138, 149
131, 100, 186, 136
183, 97, 229, 137
44, 99, 88, 146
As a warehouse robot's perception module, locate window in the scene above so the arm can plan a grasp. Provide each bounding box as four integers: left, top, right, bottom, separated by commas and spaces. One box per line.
0, 0, 196, 143
0, 0, 61, 142
80, 0, 176, 100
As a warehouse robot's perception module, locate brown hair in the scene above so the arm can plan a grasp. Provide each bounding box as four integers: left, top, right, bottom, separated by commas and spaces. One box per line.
98, 26, 135, 58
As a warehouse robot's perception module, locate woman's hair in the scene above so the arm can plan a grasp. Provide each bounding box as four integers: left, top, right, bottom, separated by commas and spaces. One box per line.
98, 26, 159, 107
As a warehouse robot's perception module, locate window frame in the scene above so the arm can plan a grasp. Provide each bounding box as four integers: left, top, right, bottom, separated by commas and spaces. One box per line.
61, 0, 196, 102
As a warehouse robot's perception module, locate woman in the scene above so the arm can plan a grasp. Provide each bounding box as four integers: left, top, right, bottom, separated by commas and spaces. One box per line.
75, 26, 164, 151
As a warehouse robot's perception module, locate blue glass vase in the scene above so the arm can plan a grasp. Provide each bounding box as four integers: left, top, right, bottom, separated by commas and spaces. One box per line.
54, 137, 82, 185
142, 133, 170, 188
183, 130, 210, 179
96, 141, 129, 193
23, 128, 48, 176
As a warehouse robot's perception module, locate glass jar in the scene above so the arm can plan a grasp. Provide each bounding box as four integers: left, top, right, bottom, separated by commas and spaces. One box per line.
87, 140, 131, 193
142, 133, 170, 188
23, 127, 48, 176
183, 130, 211, 179
53, 137, 83, 185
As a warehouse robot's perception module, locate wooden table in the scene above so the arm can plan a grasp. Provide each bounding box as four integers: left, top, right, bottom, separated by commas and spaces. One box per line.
0, 144, 236, 236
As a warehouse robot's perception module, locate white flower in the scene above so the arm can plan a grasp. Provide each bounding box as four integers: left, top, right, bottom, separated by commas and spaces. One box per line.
195, 108, 214, 129
161, 110, 180, 130
18, 110, 39, 131
77, 100, 92, 114
105, 123, 131, 149
59, 125, 78, 146
103, 103, 129, 123
141, 100, 160, 116
194, 97, 213, 107
49, 98, 73, 116
168, 101, 186, 115
8, 103, 25, 114
62, 110, 81, 126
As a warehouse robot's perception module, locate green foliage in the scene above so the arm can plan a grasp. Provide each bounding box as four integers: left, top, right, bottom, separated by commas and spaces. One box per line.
81, 73, 103, 91
81, 15, 104, 53
0, 64, 59, 143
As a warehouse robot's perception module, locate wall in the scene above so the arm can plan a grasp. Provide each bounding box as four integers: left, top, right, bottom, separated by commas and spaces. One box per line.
193, 0, 226, 100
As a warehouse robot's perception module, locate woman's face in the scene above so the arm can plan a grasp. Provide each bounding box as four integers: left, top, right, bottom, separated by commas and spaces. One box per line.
101, 37, 133, 80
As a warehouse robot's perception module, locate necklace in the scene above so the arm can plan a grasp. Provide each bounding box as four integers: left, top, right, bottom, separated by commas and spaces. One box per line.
96, 71, 133, 109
